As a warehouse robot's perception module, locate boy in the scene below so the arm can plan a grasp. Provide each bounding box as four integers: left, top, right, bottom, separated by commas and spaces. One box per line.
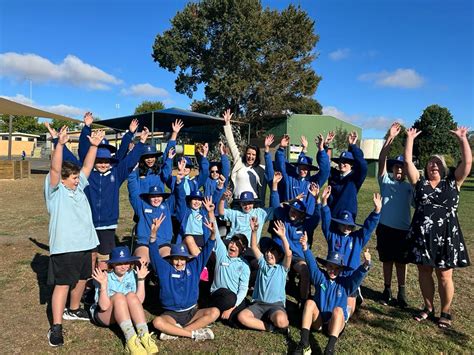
45, 126, 104, 347
237, 217, 291, 335
149, 214, 219, 341
293, 233, 372, 355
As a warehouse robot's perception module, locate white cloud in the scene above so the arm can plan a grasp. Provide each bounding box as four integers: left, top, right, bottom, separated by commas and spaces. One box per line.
121, 83, 169, 98
328, 48, 351, 61
358, 68, 424, 89
0, 52, 122, 90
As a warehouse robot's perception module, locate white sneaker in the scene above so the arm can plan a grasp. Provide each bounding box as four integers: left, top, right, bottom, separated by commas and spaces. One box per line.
193, 328, 214, 341
159, 332, 178, 341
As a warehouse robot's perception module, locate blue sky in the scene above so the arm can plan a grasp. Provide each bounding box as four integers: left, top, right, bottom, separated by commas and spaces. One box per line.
0, 0, 472, 138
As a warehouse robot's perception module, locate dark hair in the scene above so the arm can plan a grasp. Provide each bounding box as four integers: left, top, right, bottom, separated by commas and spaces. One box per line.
230, 234, 249, 255
61, 161, 80, 179
242, 145, 261, 167
138, 156, 161, 177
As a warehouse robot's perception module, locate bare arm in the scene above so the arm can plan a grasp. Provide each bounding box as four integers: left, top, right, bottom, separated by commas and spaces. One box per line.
379, 122, 401, 177
50, 126, 69, 187
81, 130, 105, 178
250, 216, 262, 260
273, 220, 292, 269
450, 126, 472, 187
404, 128, 422, 185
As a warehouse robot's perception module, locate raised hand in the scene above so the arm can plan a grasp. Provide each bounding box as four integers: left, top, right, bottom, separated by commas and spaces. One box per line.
300, 135, 308, 152
316, 133, 324, 151
223, 109, 233, 125
150, 213, 166, 240
348, 131, 358, 145
137, 260, 150, 278
88, 129, 105, 147
363, 248, 371, 265
139, 127, 149, 143
203, 217, 215, 232
321, 185, 331, 203
388, 122, 401, 138
202, 196, 215, 212
280, 134, 290, 148
57, 126, 69, 145
309, 182, 320, 197
272, 220, 286, 238
449, 126, 470, 141
250, 216, 259, 232
222, 188, 233, 201
129, 118, 139, 133
217, 175, 226, 190
295, 192, 305, 201
92, 267, 108, 287
299, 231, 308, 251
84, 111, 93, 127
172, 119, 184, 133
264, 134, 274, 152
406, 127, 422, 140
44, 122, 58, 139
373, 192, 382, 213
325, 131, 335, 146
273, 171, 283, 185
219, 141, 226, 155
202, 142, 209, 157
168, 147, 176, 160
176, 157, 186, 183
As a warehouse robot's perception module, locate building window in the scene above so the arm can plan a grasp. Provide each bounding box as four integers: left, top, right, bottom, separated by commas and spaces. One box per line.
15, 137, 22, 141
28, 138, 34, 142
1, 136, 8, 140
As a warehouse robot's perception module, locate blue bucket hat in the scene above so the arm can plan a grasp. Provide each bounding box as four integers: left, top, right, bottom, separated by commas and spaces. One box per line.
288, 199, 307, 214
331, 210, 362, 227
167, 244, 193, 259
140, 185, 171, 200
332, 151, 355, 164
185, 189, 205, 202
234, 191, 261, 204
289, 155, 319, 171
141, 145, 163, 158
95, 148, 119, 164
107, 246, 141, 264
98, 138, 117, 153
387, 155, 405, 169
184, 156, 194, 168
316, 251, 353, 271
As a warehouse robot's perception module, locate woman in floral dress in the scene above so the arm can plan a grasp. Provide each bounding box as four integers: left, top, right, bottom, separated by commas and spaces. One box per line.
404, 126, 471, 328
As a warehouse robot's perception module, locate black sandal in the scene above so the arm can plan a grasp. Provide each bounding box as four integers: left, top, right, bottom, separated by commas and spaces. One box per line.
438, 312, 452, 329
414, 307, 434, 322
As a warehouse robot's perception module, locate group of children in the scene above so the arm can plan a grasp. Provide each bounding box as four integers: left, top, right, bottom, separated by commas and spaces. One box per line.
45, 110, 407, 355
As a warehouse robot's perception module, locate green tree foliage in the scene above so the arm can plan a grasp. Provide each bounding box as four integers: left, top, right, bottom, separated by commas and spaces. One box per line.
134, 100, 165, 114
413, 105, 458, 167
383, 123, 407, 157
0, 115, 46, 134
50, 119, 78, 131
332, 126, 349, 154
152, 0, 321, 132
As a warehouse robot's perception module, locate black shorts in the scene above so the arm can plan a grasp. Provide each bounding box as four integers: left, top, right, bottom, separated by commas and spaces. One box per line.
184, 235, 205, 248
376, 224, 410, 263
210, 288, 237, 312
246, 301, 286, 320
161, 306, 198, 326
90, 304, 108, 327
96, 229, 116, 255
47, 250, 92, 286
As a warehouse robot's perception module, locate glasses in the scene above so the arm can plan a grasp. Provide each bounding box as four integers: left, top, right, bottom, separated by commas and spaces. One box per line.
210, 170, 219, 174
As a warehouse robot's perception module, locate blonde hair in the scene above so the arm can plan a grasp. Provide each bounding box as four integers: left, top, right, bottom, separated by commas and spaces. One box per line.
424, 154, 449, 179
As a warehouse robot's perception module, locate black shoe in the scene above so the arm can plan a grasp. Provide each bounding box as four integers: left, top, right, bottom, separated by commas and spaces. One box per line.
47, 324, 64, 347
63, 307, 90, 321
397, 287, 408, 308
380, 288, 392, 306
292, 342, 312, 355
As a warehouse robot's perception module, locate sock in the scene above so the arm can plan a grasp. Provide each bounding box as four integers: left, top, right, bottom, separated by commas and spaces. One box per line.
324, 335, 338, 354
300, 328, 310, 346
119, 320, 136, 341
136, 322, 149, 338
384, 284, 391, 290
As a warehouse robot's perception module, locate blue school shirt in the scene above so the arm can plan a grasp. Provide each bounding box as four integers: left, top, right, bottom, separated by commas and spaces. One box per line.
252, 255, 289, 305
94, 269, 137, 302
321, 205, 380, 276
378, 173, 412, 230
304, 249, 368, 323
44, 172, 99, 255
185, 209, 204, 236
211, 232, 250, 307
149, 238, 215, 311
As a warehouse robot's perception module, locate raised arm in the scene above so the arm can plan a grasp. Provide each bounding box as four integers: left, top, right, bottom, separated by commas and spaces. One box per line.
127, 169, 141, 212
196, 143, 210, 188
81, 129, 105, 178
320, 185, 332, 238
379, 122, 401, 177
148, 214, 170, 274
404, 127, 422, 185
117, 128, 148, 184
273, 220, 292, 270
135, 259, 149, 303
116, 118, 139, 161
222, 109, 241, 162
270, 171, 283, 207
348, 132, 368, 190
49, 126, 69, 187
91, 268, 111, 311
264, 134, 275, 183
300, 232, 325, 286
450, 126, 472, 187
250, 216, 262, 260
310, 134, 330, 186
360, 193, 382, 246
219, 142, 231, 187
78, 112, 94, 162
174, 158, 188, 221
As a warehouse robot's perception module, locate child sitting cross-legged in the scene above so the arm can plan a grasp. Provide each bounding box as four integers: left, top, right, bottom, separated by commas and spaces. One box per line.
90, 246, 158, 355
237, 217, 291, 336
149, 214, 220, 341
292, 233, 372, 355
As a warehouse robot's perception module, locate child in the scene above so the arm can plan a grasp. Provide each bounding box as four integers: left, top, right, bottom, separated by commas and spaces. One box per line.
90, 247, 158, 355
292, 233, 372, 355
237, 217, 291, 335
45, 126, 103, 347
320, 186, 381, 315
149, 214, 219, 341
204, 141, 231, 197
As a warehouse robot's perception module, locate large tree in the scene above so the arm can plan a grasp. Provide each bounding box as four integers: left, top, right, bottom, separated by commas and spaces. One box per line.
0, 114, 46, 134
152, 0, 321, 133
134, 100, 165, 114
413, 104, 459, 167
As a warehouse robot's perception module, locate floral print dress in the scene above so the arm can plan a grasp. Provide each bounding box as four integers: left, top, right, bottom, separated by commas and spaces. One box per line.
408, 176, 470, 268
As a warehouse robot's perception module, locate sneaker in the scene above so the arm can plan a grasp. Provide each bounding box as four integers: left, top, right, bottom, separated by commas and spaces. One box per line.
139, 332, 159, 354
159, 332, 178, 341
47, 324, 64, 347
380, 288, 392, 306
193, 327, 214, 341
125, 334, 147, 355
292, 342, 311, 355
63, 307, 90, 321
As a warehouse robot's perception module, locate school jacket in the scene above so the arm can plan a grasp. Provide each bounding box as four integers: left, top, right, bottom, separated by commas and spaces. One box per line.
149, 237, 215, 311
321, 205, 380, 276
327, 144, 367, 218
305, 249, 368, 322
204, 153, 231, 197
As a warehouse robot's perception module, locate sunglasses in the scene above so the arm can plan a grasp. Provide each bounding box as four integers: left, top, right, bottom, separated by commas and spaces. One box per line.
210, 169, 219, 173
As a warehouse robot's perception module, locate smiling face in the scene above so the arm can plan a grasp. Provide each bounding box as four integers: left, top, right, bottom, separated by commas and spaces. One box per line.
264, 248, 282, 266
245, 147, 257, 166
143, 155, 156, 168
209, 167, 220, 180
94, 158, 111, 173
426, 157, 445, 181
391, 163, 405, 181
289, 207, 305, 222
149, 195, 163, 207
112, 262, 132, 277
190, 198, 202, 210
240, 201, 254, 213
326, 263, 342, 280
337, 223, 353, 235
338, 160, 353, 174
61, 173, 80, 190
298, 164, 309, 178
227, 240, 241, 258
171, 256, 187, 271
184, 167, 191, 176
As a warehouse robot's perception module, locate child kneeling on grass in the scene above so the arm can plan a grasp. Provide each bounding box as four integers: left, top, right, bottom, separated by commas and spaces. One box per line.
90, 246, 158, 355
149, 214, 219, 341
292, 233, 372, 355
237, 217, 291, 335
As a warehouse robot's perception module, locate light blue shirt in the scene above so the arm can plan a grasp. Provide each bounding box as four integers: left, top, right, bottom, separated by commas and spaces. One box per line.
252, 255, 288, 305
94, 269, 137, 302
44, 172, 99, 255
185, 209, 204, 235
222, 207, 274, 243
378, 173, 413, 230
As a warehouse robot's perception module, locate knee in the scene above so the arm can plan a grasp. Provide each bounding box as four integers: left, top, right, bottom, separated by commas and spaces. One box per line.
304, 299, 316, 313
210, 307, 220, 320
152, 316, 163, 329
111, 293, 127, 306
274, 313, 289, 328
126, 292, 140, 304
332, 307, 344, 319
237, 310, 250, 323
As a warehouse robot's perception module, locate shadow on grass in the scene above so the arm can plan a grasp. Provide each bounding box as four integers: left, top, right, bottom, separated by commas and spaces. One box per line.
30, 252, 54, 325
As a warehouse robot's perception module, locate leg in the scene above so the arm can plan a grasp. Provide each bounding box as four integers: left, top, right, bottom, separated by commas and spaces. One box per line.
69, 280, 87, 310
297, 299, 322, 348
324, 307, 345, 354
159, 245, 171, 258
417, 265, 435, 311
183, 236, 201, 257
184, 307, 220, 331
395, 262, 407, 286
269, 310, 289, 329
435, 268, 454, 315
126, 293, 147, 325
153, 315, 193, 338
237, 308, 266, 331
51, 285, 69, 325
347, 296, 356, 317
293, 261, 310, 301
383, 261, 394, 288
134, 246, 150, 266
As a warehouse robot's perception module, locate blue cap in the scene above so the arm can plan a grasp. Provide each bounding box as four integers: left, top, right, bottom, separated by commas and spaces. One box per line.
331, 210, 362, 227
290, 155, 318, 171
98, 138, 117, 153
140, 185, 171, 200
184, 156, 194, 168
185, 189, 205, 202
288, 199, 307, 214
107, 246, 140, 264
387, 155, 405, 169
96, 148, 118, 163
316, 250, 352, 271
141, 145, 163, 158
332, 151, 355, 164
167, 244, 193, 259
235, 191, 261, 204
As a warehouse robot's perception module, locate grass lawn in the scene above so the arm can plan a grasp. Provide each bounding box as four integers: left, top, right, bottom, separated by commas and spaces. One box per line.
0, 175, 472, 354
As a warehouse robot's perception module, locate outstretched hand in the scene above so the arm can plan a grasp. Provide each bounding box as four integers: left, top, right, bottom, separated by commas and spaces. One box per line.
300, 136, 308, 152
280, 134, 290, 148
265, 134, 274, 152
325, 131, 335, 146
88, 129, 105, 147
316, 134, 324, 151
129, 118, 139, 134
219, 141, 226, 155
172, 119, 184, 133
449, 126, 470, 140
223, 109, 233, 125
84, 112, 93, 126
139, 127, 149, 143
250, 216, 259, 232
168, 147, 176, 160
44, 122, 58, 139
150, 213, 166, 240
137, 260, 150, 278
406, 127, 422, 140
92, 267, 108, 287
273, 171, 283, 185
373, 192, 382, 213
272, 220, 286, 239
57, 126, 69, 145
202, 196, 215, 213
388, 122, 401, 138
348, 131, 358, 145
309, 182, 320, 197
321, 185, 332, 203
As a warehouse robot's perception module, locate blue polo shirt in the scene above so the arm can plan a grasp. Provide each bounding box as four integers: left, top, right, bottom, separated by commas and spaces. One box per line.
94, 269, 137, 302
378, 173, 412, 230
252, 255, 288, 305
185, 209, 204, 236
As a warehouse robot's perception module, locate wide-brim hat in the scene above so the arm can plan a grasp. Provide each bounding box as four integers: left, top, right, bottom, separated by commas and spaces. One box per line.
184, 156, 194, 168
141, 145, 163, 159
331, 210, 362, 227
234, 191, 261, 204
185, 190, 205, 202
316, 251, 352, 271
96, 148, 119, 164
107, 246, 140, 264
332, 151, 355, 164
287, 199, 308, 214
140, 186, 171, 200
289, 155, 319, 171
98, 138, 117, 153
387, 155, 405, 169
166, 243, 193, 259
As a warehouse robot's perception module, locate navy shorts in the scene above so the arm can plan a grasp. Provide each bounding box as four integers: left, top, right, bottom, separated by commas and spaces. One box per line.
47, 250, 92, 286
376, 224, 410, 263
96, 229, 116, 255
247, 301, 286, 320
161, 306, 198, 326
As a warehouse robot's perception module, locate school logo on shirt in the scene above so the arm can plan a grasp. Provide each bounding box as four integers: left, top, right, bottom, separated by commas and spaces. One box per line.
186, 269, 191, 276
337, 289, 342, 298
110, 175, 115, 183
349, 241, 353, 250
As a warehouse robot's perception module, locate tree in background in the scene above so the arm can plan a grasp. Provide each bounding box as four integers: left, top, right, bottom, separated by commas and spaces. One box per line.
0, 115, 46, 134
383, 123, 407, 156
134, 100, 165, 114
331, 126, 350, 154
50, 118, 78, 131
413, 104, 459, 167
152, 0, 321, 134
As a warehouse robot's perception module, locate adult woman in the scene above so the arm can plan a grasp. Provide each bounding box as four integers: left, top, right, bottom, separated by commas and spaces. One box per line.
405, 126, 471, 328
222, 109, 266, 205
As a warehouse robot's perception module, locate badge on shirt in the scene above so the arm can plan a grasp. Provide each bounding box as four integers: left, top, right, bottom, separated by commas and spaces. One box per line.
145, 209, 153, 213
171, 274, 181, 278
337, 289, 342, 298
195, 214, 202, 221
221, 262, 230, 267
110, 174, 115, 183
320, 283, 326, 291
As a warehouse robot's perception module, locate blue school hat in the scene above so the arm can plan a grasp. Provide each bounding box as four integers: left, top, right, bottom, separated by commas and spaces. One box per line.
290, 155, 319, 171
184, 156, 194, 168
98, 138, 117, 153
107, 246, 140, 264
140, 185, 171, 200
332, 151, 355, 164
234, 191, 261, 204
288, 199, 307, 214
331, 210, 362, 227
185, 189, 205, 202
387, 155, 405, 169
141, 145, 163, 158
167, 244, 193, 259
316, 251, 352, 271
95, 148, 119, 164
